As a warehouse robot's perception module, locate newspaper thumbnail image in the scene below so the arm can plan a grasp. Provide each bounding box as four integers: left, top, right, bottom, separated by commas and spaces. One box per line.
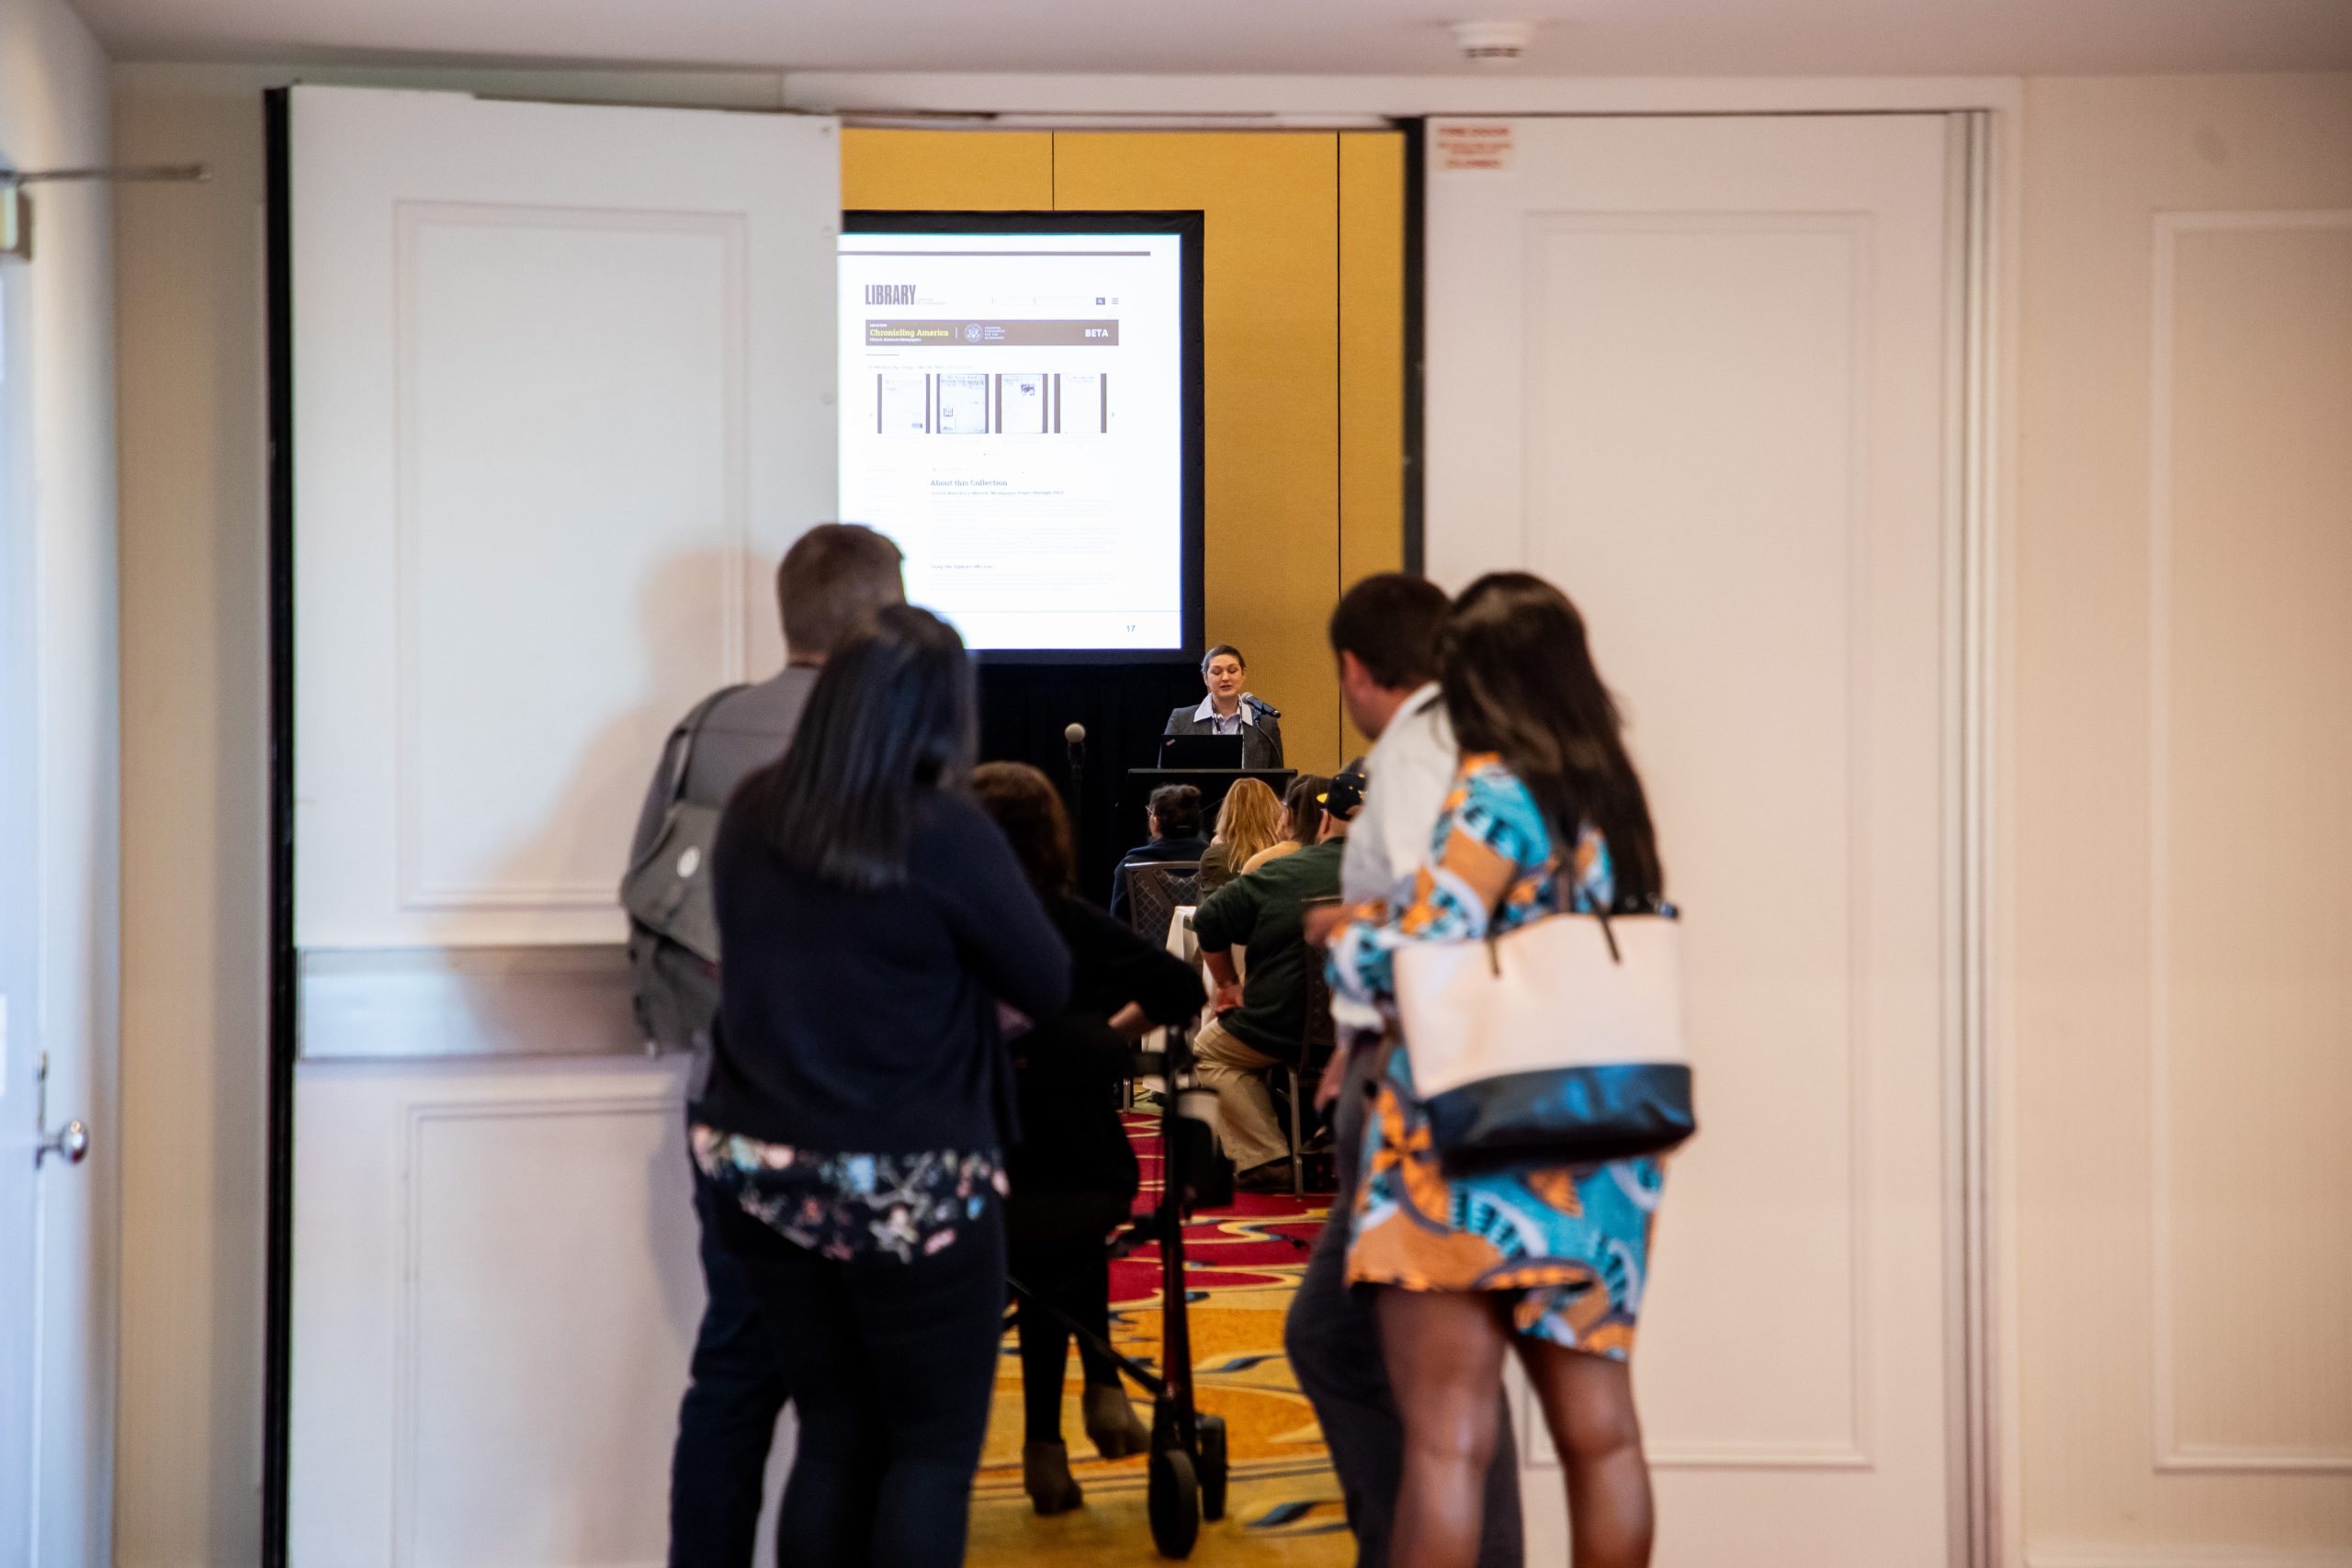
999, 372, 1047, 435
935, 371, 990, 434
1058, 373, 1105, 435
877, 371, 929, 437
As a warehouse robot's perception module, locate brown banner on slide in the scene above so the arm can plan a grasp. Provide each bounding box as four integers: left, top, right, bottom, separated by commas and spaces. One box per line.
865, 320, 1120, 346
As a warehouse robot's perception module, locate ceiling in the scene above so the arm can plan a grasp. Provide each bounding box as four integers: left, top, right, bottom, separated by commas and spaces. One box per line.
76, 0, 2352, 77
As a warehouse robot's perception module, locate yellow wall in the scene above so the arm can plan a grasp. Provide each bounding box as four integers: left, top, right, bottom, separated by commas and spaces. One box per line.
1337, 131, 1407, 758
842, 127, 1052, 209
842, 127, 1407, 773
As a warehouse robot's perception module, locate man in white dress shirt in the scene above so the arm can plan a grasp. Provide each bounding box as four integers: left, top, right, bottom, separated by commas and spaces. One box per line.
1286, 573, 1523, 1568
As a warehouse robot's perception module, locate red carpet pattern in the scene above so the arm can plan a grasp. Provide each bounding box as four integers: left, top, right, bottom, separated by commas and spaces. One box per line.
968, 1115, 1352, 1564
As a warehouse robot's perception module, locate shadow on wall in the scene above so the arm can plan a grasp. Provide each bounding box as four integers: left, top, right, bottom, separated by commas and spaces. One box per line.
483, 546, 763, 943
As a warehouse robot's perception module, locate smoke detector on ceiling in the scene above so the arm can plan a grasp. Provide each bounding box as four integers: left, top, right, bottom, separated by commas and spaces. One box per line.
1451, 19, 1538, 65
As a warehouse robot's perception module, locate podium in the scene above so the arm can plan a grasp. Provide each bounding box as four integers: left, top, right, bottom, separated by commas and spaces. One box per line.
1120, 766, 1298, 853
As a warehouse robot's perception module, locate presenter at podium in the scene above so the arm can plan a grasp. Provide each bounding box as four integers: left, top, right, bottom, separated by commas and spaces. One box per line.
1163, 644, 1285, 770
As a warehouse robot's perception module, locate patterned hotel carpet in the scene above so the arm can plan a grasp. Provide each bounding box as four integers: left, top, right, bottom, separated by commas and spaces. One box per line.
967, 1115, 1352, 1565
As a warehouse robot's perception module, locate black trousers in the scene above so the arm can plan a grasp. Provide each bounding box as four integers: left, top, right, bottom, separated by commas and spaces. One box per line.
1283, 1052, 1525, 1568
717, 1193, 1008, 1568
670, 1155, 791, 1568
1008, 1235, 1125, 1445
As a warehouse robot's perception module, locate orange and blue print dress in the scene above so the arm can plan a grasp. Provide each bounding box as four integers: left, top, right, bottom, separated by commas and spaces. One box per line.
1326, 754, 1665, 1360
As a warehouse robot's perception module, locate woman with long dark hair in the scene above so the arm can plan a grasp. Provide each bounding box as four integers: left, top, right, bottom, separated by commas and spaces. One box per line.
969, 761, 1204, 1514
1241, 772, 1329, 874
693, 605, 1071, 1567
1327, 572, 1668, 1568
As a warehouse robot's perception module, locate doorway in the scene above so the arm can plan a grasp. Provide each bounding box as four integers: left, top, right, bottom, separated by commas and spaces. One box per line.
267, 94, 1997, 1567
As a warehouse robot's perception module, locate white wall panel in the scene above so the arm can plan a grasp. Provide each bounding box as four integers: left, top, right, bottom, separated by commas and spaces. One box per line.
1524, 216, 1872, 1467
397, 206, 747, 916
401, 1098, 699, 1565
2013, 74, 2352, 1562
2149, 214, 2352, 1476
291, 85, 839, 950
288, 1059, 711, 1568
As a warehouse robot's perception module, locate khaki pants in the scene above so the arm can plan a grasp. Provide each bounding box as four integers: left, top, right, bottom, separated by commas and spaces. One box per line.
1192, 1016, 1291, 1173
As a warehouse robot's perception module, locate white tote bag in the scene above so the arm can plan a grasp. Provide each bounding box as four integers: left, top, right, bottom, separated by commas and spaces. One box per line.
1393, 907, 1694, 1163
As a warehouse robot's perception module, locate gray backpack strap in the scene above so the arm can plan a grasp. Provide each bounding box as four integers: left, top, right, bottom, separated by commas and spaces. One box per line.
662, 683, 749, 809
624, 684, 752, 1058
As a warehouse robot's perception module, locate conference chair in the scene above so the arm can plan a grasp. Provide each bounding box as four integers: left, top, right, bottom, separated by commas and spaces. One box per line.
1283, 906, 1341, 1197
1124, 861, 1203, 952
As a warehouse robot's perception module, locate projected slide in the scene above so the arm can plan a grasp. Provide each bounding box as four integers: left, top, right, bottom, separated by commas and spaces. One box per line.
839, 220, 1194, 654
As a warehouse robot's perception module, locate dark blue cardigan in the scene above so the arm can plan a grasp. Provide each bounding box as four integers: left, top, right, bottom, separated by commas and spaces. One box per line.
699, 787, 1072, 1156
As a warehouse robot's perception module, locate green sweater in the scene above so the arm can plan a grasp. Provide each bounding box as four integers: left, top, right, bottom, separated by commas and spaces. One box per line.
1190, 838, 1345, 1056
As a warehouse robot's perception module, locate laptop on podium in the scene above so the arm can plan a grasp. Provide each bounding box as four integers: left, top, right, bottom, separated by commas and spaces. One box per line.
1159, 733, 1245, 770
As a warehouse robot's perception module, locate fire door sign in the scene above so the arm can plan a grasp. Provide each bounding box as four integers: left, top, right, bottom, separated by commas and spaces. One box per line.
1435, 121, 1516, 174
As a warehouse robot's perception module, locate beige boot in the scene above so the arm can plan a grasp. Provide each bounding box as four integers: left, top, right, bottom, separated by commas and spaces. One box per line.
1023, 1440, 1084, 1516
1081, 1382, 1149, 1460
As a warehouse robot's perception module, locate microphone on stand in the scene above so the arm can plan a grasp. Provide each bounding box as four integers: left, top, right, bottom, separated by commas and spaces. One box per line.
1063, 722, 1087, 807
1241, 693, 1282, 720
1059, 722, 1091, 889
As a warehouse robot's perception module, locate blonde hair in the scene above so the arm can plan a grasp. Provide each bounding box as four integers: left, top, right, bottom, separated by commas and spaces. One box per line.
1211, 777, 1284, 870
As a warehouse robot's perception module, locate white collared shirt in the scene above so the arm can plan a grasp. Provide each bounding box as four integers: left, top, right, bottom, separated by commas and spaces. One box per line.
1332, 682, 1455, 1032
1193, 693, 1261, 737
1340, 682, 1455, 907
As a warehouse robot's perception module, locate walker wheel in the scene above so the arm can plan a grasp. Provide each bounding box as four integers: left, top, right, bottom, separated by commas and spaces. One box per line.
1197, 1413, 1228, 1521
1148, 1444, 1201, 1559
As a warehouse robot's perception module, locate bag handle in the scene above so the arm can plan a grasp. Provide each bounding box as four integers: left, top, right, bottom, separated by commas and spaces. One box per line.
1481, 848, 1623, 976
1591, 900, 1622, 964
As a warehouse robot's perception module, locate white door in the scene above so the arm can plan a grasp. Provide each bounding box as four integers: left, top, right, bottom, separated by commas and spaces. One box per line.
0, 220, 115, 1565
1425, 115, 1962, 1564
283, 85, 837, 1565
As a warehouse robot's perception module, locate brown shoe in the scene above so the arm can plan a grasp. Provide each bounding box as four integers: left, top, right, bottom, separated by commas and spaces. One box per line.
1023, 1440, 1084, 1515
1081, 1382, 1149, 1460
1234, 1159, 1295, 1194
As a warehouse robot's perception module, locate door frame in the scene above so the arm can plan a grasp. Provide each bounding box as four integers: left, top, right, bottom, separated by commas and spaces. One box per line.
256, 93, 2016, 1568
261, 87, 297, 1568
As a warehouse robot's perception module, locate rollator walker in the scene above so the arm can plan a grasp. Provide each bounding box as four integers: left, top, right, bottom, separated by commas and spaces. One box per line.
1004, 1021, 1231, 1559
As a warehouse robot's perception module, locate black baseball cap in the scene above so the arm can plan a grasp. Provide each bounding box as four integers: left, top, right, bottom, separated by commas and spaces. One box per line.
1318, 769, 1368, 822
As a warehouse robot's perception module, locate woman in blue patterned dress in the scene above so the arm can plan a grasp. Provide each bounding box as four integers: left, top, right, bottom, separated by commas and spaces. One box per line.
1328, 572, 1668, 1568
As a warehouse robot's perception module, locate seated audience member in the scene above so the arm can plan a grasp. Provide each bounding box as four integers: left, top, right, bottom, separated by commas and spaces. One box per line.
1242, 773, 1330, 874
1108, 783, 1211, 924
1189, 772, 1363, 1190
1164, 643, 1285, 768
693, 605, 1070, 1568
969, 762, 1204, 1517
1199, 775, 1284, 895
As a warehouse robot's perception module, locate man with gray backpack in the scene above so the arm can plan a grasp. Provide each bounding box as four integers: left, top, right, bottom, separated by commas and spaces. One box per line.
623, 524, 905, 1568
